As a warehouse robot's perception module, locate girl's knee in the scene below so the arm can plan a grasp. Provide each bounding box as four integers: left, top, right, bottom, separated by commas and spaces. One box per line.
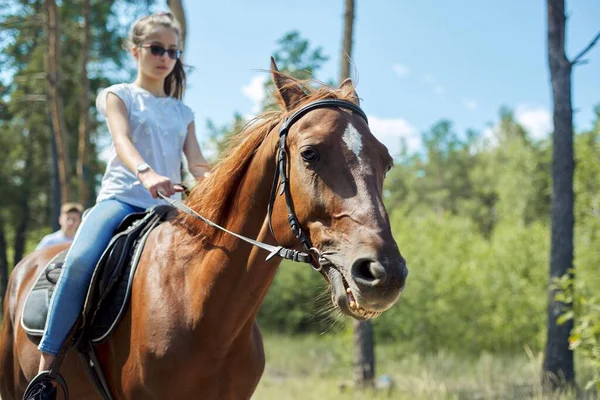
62, 254, 97, 284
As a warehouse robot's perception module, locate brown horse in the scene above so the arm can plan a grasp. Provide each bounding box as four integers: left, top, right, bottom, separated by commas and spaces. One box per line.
0, 60, 407, 400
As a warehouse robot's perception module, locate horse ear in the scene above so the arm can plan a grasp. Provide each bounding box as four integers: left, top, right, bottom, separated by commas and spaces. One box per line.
339, 78, 360, 106
270, 56, 306, 111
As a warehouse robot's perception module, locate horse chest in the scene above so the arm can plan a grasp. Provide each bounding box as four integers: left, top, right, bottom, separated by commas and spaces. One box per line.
130, 345, 262, 400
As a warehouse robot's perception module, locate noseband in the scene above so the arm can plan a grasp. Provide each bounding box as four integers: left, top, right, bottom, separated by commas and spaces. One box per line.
162, 98, 369, 273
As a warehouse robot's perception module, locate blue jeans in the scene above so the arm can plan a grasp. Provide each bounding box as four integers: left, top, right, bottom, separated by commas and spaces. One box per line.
38, 199, 144, 356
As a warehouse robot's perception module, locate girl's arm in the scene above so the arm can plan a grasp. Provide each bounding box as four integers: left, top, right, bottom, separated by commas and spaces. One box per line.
105, 92, 177, 198
183, 121, 211, 179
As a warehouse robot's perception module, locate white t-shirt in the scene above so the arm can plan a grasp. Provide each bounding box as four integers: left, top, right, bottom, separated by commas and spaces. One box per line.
35, 231, 73, 250
95, 83, 194, 209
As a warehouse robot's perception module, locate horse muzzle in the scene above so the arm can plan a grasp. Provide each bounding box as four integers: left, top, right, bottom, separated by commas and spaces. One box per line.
324, 252, 407, 320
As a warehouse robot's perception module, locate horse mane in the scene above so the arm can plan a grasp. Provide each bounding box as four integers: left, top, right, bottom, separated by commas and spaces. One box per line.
179, 74, 360, 244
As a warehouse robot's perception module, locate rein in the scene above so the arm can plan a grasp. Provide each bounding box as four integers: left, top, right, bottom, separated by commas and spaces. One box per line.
161, 98, 369, 274
159, 192, 314, 264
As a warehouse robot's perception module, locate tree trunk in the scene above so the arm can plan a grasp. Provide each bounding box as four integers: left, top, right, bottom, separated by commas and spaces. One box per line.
167, 0, 187, 59
353, 320, 375, 387
50, 116, 61, 232
168, 0, 189, 179
13, 207, 30, 267
542, 0, 575, 390
339, 0, 355, 81
13, 136, 33, 266
77, 0, 91, 206
45, 0, 72, 202
340, 0, 375, 388
0, 214, 8, 309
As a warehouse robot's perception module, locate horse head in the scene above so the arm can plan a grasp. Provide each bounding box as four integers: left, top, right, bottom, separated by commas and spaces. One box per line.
268, 59, 408, 320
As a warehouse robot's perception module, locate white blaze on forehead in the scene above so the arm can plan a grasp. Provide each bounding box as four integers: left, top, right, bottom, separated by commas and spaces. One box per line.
342, 122, 363, 158
341, 121, 378, 222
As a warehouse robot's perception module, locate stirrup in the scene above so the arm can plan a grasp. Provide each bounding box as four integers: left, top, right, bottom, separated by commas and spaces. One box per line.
23, 371, 68, 400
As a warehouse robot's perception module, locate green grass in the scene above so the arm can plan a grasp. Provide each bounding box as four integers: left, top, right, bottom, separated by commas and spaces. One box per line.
253, 334, 597, 400
0, 319, 593, 399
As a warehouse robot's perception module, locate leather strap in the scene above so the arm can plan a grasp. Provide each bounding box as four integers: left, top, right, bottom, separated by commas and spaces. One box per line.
158, 193, 312, 264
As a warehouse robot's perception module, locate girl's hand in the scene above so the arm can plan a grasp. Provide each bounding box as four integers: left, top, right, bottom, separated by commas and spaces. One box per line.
139, 170, 177, 198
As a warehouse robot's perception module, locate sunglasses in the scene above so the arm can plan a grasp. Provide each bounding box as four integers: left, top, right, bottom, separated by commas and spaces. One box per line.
139, 44, 181, 60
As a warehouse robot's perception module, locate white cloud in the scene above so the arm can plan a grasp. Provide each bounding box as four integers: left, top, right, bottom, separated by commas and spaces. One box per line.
392, 64, 411, 78
242, 75, 267, 113
422, 74, 445, 95
463, 98, 478, 111
367, 115, 419, 156
515, 105, 552, 140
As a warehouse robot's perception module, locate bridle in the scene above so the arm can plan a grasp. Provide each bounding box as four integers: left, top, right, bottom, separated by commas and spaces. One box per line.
162, 98, 369, 274
267, 99, 368, 270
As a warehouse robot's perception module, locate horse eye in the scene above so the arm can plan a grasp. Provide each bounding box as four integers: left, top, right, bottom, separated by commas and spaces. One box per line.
301, 148, 319, 162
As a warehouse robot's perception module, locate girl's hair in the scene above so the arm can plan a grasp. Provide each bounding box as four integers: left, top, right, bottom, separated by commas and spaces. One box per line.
128, 12, 186, 99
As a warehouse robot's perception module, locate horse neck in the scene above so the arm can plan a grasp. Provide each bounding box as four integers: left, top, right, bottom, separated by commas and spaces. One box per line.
188, 129, 282, 340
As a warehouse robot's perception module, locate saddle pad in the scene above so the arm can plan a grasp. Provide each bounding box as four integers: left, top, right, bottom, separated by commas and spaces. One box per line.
21, 205, 175, 343
21, 251, 68, 336
85, 216, 157, 343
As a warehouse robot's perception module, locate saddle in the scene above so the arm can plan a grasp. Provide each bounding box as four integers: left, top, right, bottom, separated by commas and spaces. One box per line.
21, 204, 177, 400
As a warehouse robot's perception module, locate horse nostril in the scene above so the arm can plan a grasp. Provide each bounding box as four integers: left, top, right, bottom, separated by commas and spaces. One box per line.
351, 258, 387, 285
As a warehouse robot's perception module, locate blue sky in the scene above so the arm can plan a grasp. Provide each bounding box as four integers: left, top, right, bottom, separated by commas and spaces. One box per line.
155, 0, 599, 157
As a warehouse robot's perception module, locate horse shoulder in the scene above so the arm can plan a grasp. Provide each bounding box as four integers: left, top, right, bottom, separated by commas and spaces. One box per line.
129, 223, 195, 348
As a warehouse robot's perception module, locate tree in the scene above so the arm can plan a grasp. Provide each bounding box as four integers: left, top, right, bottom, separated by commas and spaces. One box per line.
76, 0, 92, 207
270, 31, 328, 80
338, 0, 375, 388
205, 113, 247, 158
0, 215, 7, 309
543, 0, 600, 390
167, 0, 186, 60
45, 0, 72, 203
339, 0, 355, 82
0, 122, 17, 305
1, 1, 51, 266
261, 31, 328, 111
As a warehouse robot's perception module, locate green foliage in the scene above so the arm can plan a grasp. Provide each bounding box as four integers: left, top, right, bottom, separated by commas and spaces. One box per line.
262, 30, 329, 110
554, 271, 600, 391
0, 0, 155, 265
204, 112, 247, 160
271, 31, 329, 80
553, 115, 600, 391
258, 261, 336, 334
385, 113, 550, 237
489, 109, 551, 226
375, 211, 548, 354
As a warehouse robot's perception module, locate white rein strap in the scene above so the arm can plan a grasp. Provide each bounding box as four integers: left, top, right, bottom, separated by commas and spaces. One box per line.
158, 193, 313, 265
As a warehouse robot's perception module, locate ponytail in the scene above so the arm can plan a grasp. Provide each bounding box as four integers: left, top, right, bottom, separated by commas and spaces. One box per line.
164, 58, 186, 99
